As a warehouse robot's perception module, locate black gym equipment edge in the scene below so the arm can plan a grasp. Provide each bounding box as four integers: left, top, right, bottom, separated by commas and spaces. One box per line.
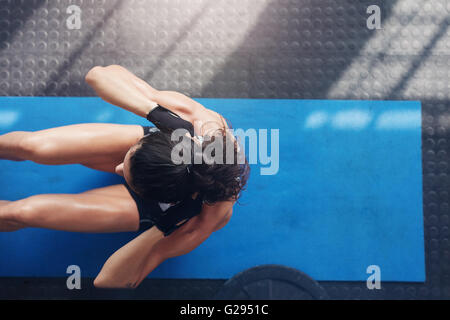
214, 265, 329, 300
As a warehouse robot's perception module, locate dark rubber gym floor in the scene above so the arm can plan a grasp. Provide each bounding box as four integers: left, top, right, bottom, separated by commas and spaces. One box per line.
0, 0, 449, 299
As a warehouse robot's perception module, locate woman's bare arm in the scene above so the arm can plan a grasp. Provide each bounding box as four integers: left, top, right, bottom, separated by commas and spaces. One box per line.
94, 201, 234, 289
93, 226, 165, 289
85, 65, 209, 123
85, 65, 158, 117
150, 201, 234, 259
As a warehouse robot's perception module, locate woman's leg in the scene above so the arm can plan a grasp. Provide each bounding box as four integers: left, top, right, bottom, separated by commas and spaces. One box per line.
0, 184, 140, 233
0, 123, 145, 172
0, 124, 146, 232
0, 123, 143, 232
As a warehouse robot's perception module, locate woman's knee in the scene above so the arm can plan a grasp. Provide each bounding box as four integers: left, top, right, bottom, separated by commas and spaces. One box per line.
0, 201, 25, 231
6, 196, 43, 226
19, 133, 59, 163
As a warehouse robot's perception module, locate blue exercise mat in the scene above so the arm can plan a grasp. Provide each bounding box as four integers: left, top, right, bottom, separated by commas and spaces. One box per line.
0, 97, 425, 281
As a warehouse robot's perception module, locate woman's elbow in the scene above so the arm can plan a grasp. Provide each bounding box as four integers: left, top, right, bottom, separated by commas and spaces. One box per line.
93, 275, 140, 289
93, 275, 110, 288
93, 274, 119, 289
85, 66, 104, 84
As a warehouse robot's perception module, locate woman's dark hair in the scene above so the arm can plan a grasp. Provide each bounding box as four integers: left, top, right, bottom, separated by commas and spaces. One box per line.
129, 128, 250, 204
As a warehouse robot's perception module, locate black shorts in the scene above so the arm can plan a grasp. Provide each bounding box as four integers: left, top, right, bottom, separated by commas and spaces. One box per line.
123, 125, 158, 232
124, 181, 159, 232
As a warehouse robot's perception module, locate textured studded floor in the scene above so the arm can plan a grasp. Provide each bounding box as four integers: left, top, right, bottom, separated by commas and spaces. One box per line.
0, 0, 449, 299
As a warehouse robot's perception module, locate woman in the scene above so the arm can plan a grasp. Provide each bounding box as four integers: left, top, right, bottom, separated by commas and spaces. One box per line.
0, 65, 249, 288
